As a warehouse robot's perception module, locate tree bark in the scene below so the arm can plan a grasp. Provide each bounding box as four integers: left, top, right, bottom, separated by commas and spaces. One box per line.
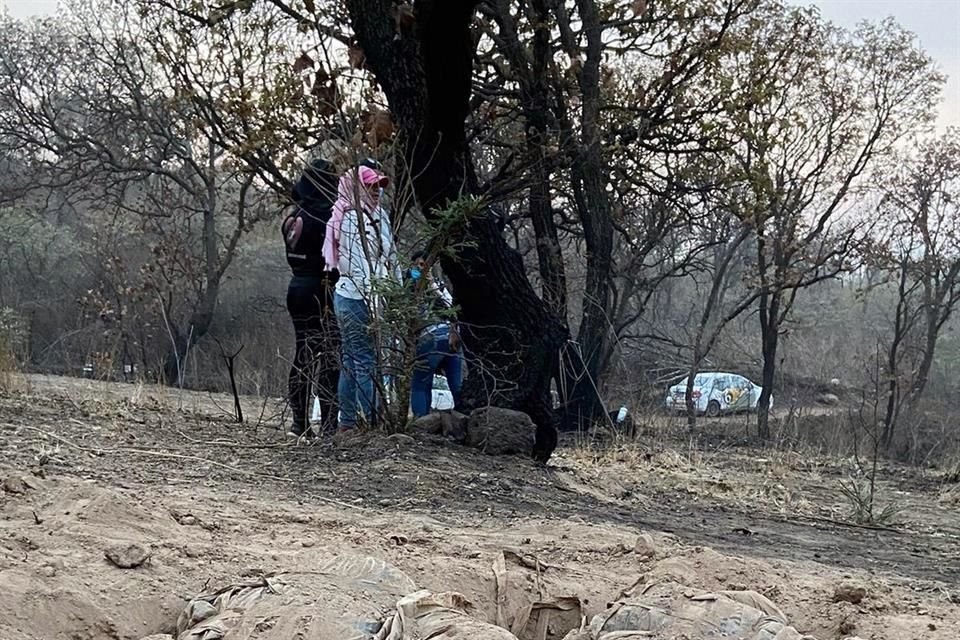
162, 143, 223, 387
347, 0, 567, 459
755, 228, 777, 441
756, 287, 779, 441
161, 279, 220, 386
882, 256, 911, 449
560, 0, 615, 429
526, 0, 567, 322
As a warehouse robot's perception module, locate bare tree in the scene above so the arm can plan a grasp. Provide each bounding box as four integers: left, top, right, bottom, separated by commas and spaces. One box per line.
877, 130, 960, 448
721, 8, 943, 438
0, 6, 272, 384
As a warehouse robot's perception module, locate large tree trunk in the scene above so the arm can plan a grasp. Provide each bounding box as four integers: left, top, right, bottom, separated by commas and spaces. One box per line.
161, 279, 219, 386
912, 291, 942, 403
882, 257, 911, 449
494, 0, 568, 322
756, 288, 779, 441
348, 0, 567, 460
561, 0, 615, 429
162, 160, 222, 387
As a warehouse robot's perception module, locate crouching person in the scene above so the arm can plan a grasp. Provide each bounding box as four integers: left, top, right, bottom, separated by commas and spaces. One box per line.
407, 252, 463, 418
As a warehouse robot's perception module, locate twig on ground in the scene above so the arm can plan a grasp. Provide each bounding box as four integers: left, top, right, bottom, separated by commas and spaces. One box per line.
175, 429, 292, 450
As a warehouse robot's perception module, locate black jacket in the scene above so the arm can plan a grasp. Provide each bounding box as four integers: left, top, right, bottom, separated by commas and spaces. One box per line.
283, 159, 338, 277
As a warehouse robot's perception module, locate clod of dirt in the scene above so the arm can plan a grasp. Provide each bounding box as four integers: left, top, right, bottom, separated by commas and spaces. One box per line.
387, 433, 415, 447
3, 475, 26, 494
465, 408, 536, 456
634, 533, 657, 559
139, 635, 174, 640
839, 617, 858, 635
834, 582, 868, 604
105, 543, 151, 569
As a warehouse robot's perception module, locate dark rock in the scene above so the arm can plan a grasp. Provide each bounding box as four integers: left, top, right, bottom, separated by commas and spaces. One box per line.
3, 475, 26, 494
465, 408, 536, 456
410, 413, 445, 435
105, 543, 151, 569
410, 411, 467, 441
833, 582, 867, 604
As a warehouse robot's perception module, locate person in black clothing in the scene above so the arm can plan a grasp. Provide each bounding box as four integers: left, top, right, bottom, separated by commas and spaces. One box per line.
283, 158, 340, 438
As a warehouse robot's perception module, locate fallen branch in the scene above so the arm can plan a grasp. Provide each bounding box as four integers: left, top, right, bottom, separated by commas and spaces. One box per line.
175, 429, 293, 450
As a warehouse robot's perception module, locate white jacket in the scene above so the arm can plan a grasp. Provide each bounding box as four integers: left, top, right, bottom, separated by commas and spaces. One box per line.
334, 206, 400, 302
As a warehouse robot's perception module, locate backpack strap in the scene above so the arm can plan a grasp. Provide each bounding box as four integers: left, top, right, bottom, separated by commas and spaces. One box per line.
281, 208, 303, 250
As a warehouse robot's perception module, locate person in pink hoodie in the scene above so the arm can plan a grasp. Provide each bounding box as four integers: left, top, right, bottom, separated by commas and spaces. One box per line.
324, 164, 399, 429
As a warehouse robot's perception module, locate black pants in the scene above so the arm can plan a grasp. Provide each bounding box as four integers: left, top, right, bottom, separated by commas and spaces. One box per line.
287, 274, 339, 433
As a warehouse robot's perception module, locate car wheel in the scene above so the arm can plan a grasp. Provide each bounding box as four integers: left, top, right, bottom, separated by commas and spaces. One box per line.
706, 400, 721, 418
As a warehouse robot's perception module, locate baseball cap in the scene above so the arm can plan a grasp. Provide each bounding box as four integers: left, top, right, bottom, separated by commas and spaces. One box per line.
357, 164, 389, 188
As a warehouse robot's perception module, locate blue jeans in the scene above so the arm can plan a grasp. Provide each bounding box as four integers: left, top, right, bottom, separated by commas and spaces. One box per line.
410, 326, 463, 418
334, 294, 376, 427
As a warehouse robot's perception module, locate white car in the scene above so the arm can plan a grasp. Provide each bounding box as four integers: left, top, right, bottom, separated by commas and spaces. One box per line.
664, 372, 771, 417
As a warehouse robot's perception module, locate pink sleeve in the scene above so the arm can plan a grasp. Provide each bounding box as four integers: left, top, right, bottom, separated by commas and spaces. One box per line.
322, 208, 341, 270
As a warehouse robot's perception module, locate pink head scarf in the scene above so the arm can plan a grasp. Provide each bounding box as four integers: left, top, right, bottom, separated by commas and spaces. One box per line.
322, 165, 390, 270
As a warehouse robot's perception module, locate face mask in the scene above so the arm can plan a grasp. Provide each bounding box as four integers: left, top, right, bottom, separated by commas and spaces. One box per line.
409, 267, 422, 281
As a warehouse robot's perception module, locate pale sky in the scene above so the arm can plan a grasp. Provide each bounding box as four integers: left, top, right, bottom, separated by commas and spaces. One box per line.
809, 0, 960, 128
2, 0, 958, 126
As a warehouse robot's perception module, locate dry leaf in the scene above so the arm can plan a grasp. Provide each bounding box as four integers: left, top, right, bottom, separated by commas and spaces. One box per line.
348, 45, 366, 70
365, 108, 395, 147
292, 52, 314, 73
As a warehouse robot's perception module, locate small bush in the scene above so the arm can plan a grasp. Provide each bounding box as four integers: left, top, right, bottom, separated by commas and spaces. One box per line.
838, 476, 903, 525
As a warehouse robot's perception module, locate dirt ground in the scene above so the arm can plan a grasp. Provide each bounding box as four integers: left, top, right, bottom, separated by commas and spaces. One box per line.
1, 374, 958, 640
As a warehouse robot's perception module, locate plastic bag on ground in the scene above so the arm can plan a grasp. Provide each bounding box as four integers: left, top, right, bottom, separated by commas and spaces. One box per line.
374, 590, 519, 640
491, 550, 586, 640
175, 554, 417, 640
569, 579, 815, 640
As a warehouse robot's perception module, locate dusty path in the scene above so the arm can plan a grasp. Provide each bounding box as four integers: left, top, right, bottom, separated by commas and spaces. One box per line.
1, 375, 958, 639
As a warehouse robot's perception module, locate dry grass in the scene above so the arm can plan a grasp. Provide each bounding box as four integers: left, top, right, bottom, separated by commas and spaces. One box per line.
939, 484, 960, 507
565, 423, 827, 519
